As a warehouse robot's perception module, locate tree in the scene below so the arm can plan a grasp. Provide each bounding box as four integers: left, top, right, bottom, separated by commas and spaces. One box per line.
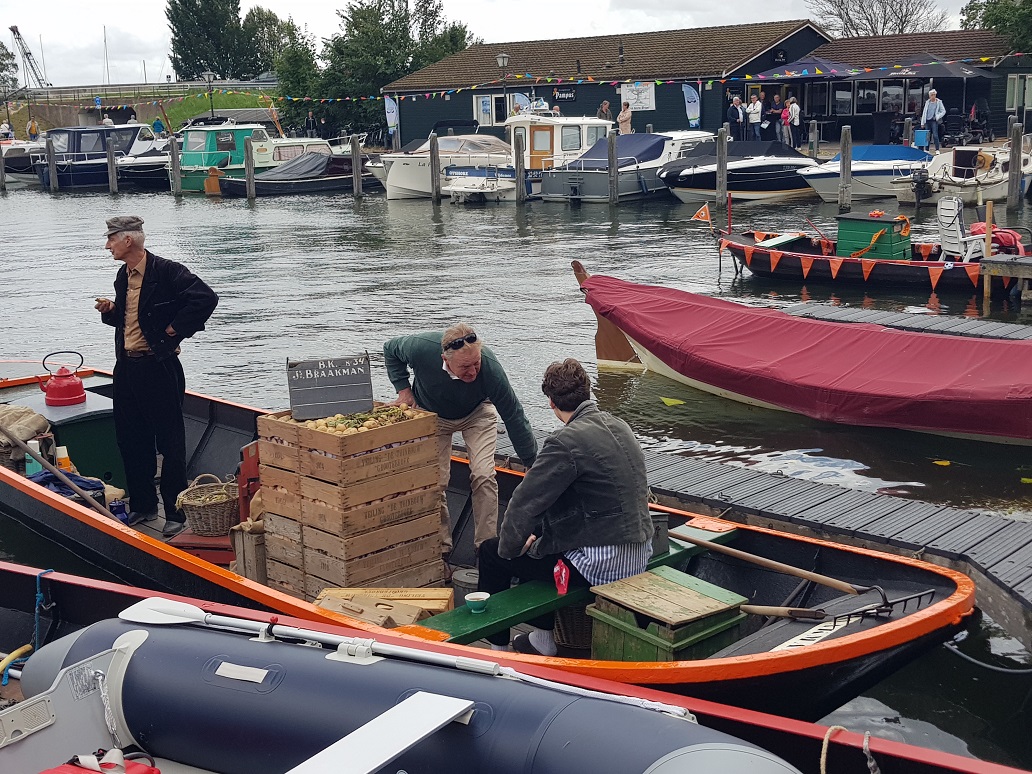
166, 0, 248, 80
242, 6, 301, 77
273, 32, 320, 130
0, 42, 18, 91
805, 0, 951, 37
961, 0, 1032, 50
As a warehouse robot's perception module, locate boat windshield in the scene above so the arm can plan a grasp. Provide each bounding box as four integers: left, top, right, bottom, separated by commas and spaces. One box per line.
184, 131, 207, 152
106, 129, 137, 154
48, 131, 69, 153
411, 135, 510, 154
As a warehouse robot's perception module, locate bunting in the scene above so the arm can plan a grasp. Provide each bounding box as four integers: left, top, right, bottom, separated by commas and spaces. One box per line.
927, 266, 944, 290
769, 251, 782, 272
963, 263, 980, 287
800, 256, 814, 279
743, 246, 755, 266
827, 257, 843, 279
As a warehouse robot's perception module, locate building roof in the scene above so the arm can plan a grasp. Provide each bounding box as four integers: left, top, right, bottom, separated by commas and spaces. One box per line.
811, 30, 1012, 68
384, 20, 827, 92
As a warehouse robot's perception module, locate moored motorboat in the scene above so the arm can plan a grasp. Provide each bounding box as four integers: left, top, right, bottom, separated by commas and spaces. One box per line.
658, 140, 817, 203
217, 151, 381, 197
381, 134, 512, 199
572, 262, 1032, 445
0, 359, 976, 721
1, 138, 44, 188
539, 131, 714, 203
798, 145, 933, 202
30, 125, 168, 189
891, 136, 1032, 205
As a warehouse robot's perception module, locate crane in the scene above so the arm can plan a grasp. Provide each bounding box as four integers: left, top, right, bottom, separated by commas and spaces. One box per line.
9, 26, 50, 88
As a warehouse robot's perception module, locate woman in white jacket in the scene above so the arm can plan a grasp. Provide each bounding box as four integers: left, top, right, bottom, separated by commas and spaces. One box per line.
921, 89, 946, 152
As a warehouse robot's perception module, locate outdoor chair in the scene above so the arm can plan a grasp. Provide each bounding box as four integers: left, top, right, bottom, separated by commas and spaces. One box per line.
936, 195, 992, 262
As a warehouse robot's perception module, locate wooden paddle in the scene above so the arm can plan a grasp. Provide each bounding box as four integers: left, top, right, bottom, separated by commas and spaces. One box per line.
739, 604, 827, 620
0, 424, 117, 521
671, 530, 869, 597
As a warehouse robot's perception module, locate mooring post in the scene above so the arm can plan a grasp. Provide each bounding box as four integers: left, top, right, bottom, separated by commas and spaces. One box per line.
714, 127, 728, 211
243, 137, 256, 200
607, 129, 618, 206
106, 144, 119, 194
645, 123, 653, 133
903, 117, 913, 146
1007, 114, 1017, 139
1007, 122, 1024, 210
982, 199, 995, 313
350, 134, 363, 199
514, 132, 527, 204
809, 120, 819, 158
429, 132, 442, 203
0, 147, 6, 192
837, 125, 852, 212
168, 135, 182, 196
46, 137, 59, 192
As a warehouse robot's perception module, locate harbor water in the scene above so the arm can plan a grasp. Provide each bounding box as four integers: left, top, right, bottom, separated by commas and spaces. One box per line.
1, 186, 1031, 767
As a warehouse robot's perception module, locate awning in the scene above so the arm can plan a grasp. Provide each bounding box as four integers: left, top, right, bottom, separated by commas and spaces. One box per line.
751, 56, 857, 81
842, 53, 997, 81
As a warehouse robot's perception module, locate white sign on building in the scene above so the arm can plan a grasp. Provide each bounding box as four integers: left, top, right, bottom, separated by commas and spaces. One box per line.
620, 82, 656, 111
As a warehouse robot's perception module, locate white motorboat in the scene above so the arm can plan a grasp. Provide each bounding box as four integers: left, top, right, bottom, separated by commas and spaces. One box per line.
539, 130, 714, 203
797, 144, 933, 202
892, 135, 1032, 205
0, 138, 44, 187
657, 141, 818, 203
382, 134, 512, 199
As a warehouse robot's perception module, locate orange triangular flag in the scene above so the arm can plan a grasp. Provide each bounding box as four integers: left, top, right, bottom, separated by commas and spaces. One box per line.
691, 203, 711, 222
800, 256, 814, 278
743, 246, 755, 266
918, 243, 934, 259
927, 266, 944, 290
753, 231, 768, 242
769, 250, 782, 272
861, 259, 876, 280
827, 257, 844, 279
963, 263, 980, 287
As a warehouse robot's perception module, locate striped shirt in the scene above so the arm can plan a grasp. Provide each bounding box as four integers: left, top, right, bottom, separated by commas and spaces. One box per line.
564, 540, 653, 586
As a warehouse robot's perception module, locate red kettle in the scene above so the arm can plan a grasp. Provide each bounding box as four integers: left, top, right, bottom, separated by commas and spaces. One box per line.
37, 351, 87, 406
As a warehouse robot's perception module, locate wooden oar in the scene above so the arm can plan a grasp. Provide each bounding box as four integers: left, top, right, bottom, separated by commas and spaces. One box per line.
672, 530, 867, 596
0, 424, 117, 521
739, 604, 827, 620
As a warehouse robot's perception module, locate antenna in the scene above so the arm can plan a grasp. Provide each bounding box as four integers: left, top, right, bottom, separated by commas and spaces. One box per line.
103, 26, 110, 85
8, 26, 51, 87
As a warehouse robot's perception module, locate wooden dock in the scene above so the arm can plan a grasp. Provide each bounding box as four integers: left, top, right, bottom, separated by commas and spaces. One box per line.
475, 427, 1032, 651
979, 255, 1032, 302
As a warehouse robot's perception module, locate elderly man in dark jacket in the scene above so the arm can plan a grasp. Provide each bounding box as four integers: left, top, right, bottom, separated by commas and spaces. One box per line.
477, 358, 653, 655
95, 216, 218, 536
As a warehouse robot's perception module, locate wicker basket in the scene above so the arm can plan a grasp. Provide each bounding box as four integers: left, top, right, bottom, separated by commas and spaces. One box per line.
554, 603, 593, 650
176, 474, 238, 537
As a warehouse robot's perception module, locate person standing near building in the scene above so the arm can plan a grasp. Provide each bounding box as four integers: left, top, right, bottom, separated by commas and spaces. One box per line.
921, 89, 946, 152
102, 114, 114, 126
384, 324, 537, 567
768, 94, 784, 143
305, 111, 317, 138
745, 94, 763, 141
617, 101, 633, 134
596, 100, 613, 121
94, 216, 218, 536
26, 117, 39, 141
152, 117, 166, 135
727, 96, 746, 141
787, 97, 802, 148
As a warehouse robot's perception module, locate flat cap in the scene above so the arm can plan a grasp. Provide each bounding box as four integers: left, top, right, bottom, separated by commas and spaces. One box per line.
104, 216, 144, 236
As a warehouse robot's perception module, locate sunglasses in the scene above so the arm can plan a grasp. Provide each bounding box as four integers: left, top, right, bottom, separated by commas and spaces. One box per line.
444, 332, 478, 351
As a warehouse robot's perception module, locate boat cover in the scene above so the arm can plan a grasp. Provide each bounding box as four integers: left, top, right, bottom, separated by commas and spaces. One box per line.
829, 145, 932, 163
582, 275, 1032, 442
254, 152, 354, 180
558, 134, 670, 170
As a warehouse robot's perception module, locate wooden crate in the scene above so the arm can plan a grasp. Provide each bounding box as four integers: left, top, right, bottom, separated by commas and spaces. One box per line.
364, 560, 446, 589
298, 438, 437, 486
265, 532, 304, 570
264, 512, 302, 543
299, 467, 439, 512
303, 511, 438, 561
301, 486, 437, 536
315, 587, 454, 614
304, 535, 440, 588
267, 559, 305, 599
230, 529, 267, 585
262, 486, 301, 521
297, 408, 437, 458
257, 410, 300, 445
259, 464, 300, 494
257, 439, 299, 472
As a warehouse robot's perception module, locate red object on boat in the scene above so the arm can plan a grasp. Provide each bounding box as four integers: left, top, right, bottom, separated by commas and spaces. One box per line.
40, 762, 159, 774
969, 221, 1024, 250
581, 274, 1032, 444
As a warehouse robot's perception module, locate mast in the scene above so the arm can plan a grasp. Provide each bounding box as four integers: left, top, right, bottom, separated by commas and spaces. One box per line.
103, 26, 110, 85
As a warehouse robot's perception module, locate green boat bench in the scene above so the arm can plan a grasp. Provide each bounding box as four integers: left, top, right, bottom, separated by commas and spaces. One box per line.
418, 524, 739, 645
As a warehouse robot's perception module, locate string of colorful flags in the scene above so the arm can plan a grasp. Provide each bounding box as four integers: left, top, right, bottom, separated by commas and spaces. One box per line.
2, 52, 1023, 112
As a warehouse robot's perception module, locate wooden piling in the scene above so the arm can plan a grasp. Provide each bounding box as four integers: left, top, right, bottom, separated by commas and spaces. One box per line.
429, 133, 441, 203
714, 127, 728, 211
106, 144, 119, 194
982, 199, 994, 311
243, 137, 256, 200
514, 133, 527, 204
809, 120, 819, 158
350, 134, 363, 198
45, 137, 59, 192
607, 129, 618, 206
168, 136, 182, 196
837, 125, 852, 212
0, 147, 6, 192
645, 123, 653, 133
1007, 122, 1024, 210
903, 117, 913, 146
392, 128, 401, 151
1007, 114, 1017, 139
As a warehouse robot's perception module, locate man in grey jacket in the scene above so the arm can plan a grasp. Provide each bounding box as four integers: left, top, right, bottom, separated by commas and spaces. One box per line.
476, 358, 653, 655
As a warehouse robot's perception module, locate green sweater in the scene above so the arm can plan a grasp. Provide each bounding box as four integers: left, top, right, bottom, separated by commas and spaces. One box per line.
383, 332, 538, 464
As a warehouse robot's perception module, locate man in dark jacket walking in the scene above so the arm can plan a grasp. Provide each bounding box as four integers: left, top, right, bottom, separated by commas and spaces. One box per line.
94, 216, 218, 536
477, 358, 653, 654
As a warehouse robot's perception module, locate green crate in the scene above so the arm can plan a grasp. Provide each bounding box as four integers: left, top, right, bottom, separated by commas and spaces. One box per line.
836, 213, 911, 261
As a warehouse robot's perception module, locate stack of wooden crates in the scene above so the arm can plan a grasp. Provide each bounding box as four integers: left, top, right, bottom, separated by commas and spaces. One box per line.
256, 408, 443, 601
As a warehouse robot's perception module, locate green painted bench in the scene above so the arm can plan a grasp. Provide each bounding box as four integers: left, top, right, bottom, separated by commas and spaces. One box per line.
419, 524, 739, 645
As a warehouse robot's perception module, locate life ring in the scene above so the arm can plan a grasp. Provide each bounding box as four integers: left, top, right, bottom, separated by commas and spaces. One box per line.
975, 152, 993, 171
894, 214, 911, 237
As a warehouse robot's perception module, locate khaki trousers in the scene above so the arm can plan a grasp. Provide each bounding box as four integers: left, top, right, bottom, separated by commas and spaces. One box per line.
435, 401, 499, 552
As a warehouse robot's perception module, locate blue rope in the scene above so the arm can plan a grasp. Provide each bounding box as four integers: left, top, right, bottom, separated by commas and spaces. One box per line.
1, 569, 54, 686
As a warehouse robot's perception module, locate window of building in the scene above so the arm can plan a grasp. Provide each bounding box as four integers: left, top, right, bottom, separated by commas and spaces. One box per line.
560, 125, 581, 152
832, 82, 853, 116
805, 82, 830, 116
1006, 74, 1019, 111
1025, 75, 1032, 108
493, 95, 508, 124
855, 80, 877, 114
879, 80, 904, 113
905, 80, 928, 114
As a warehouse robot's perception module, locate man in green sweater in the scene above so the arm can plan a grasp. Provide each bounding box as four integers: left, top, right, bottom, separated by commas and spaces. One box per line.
384, 323, 538, 564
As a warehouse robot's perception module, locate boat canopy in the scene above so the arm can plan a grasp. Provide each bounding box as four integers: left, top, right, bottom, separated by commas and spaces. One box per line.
830, 145, 933, 163
409, 135, 510, 154
581, 274, 1032, 442
686, 140, 807, 160
254, 151, 354, 180
558, 133, 670, 170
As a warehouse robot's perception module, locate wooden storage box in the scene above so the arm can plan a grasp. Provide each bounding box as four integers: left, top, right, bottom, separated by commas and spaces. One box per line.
303, 511, 438, 562
265, 532, 304, 570
315, 587, 454, 615
267, 559, 305, 599
265, 512, 302, 542
257, 439, 299, 472
230, 528, 267, 585
298, 438, 437, 486
263, 486, 301, 521
299, 467, 439, 512
297, 406, 437, 457
259, 464, 300, 494
257, 410, 300, 445
301, 486, 437, 536
304, 535, 440, 588
307, 560, 446, 600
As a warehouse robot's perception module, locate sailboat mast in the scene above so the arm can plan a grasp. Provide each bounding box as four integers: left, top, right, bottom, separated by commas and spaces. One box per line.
103, 26, 110, 84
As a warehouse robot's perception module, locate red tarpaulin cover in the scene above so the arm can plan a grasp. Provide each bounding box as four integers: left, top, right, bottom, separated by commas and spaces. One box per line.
582, 275, 1032, 443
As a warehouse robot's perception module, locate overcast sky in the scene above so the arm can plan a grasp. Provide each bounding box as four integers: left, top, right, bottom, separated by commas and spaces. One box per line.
6, 0, 970, 88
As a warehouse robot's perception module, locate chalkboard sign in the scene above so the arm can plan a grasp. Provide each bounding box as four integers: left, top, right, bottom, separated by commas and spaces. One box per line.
287, 355, 374, 421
